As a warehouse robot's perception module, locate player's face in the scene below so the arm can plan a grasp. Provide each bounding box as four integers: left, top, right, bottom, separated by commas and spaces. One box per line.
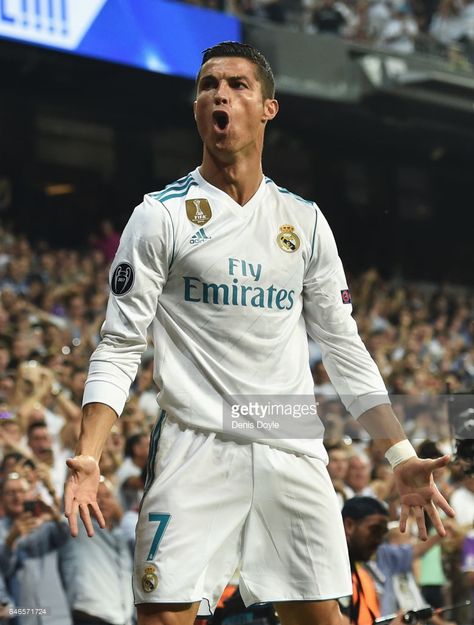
194, 57, 278, 160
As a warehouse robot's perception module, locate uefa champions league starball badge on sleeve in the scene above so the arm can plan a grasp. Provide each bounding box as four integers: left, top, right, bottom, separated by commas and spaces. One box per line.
111, 262, 135, 296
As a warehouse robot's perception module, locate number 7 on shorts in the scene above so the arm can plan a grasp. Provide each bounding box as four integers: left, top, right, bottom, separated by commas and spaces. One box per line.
147, 513, 171, 561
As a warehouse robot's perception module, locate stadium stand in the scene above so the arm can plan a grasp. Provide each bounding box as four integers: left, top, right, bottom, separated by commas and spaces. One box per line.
0, 222, 473, 623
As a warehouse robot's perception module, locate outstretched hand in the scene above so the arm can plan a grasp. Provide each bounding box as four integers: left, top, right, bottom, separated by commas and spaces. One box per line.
64, 455, 105, 537
393, 454, 455, 540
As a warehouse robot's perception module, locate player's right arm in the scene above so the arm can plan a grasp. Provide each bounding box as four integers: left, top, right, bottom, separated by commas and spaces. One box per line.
64, 402, 117, 537
65, 195, 174, 537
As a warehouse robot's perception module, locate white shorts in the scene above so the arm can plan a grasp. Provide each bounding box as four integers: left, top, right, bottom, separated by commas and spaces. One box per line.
133, 413, 351, 614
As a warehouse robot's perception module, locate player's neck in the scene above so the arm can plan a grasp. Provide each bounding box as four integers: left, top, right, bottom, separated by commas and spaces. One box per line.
199, 153, 263, 206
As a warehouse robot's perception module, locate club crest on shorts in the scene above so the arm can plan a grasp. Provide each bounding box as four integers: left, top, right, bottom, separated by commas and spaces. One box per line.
276, 224, 300, 253
111, 262, 134, 296
142, 565, 159, 593
186, 198, 212, 226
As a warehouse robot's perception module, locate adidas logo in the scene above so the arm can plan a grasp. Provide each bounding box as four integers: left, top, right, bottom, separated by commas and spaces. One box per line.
190, 227, 211, 246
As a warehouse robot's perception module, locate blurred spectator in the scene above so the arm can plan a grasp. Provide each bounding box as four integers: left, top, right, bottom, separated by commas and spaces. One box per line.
11, 362, 61, 429
0, 473, 71, 625
253, 0, 286, 23
327, 443, 353, 506
67, 367, 87, 406
0, 571, 14, 624
406, 404, 439, 441
430, 0, 466, 46
417, 439, 454, 506
0, 455, 25, 483
312, 0, 348, 33
176, 0, 474, 61
345, 452, 376, 497
312, 360, 337, 397
116, 433, 149, 510
26, 421, 67, 499
376, 520, 455, 625
0, 344, 10, 376
132, 358, 160, 424
419, 520, 451, 611
64, 295, 88, 343
18, 457, 58, 508
99, 424, 125, 484
379, 1, 419, 53
450, 473, 474, 527
340, 496, 389, 624
461, 528, 474, 623
367, 0, 392, 39
60, 478, 134, 625
91, 220, 120, 264
463, 0, 474, 40
0, 418, 22, 453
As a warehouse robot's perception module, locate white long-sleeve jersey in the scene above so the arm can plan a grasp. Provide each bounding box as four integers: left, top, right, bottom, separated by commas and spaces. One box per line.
83, 167, 389, 459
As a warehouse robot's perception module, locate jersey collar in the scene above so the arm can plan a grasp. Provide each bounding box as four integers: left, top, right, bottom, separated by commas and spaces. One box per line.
192, 167, 267, 215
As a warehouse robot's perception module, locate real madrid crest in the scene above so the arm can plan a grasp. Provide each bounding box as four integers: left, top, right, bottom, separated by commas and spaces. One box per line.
142, 564, 159, 593
186, 198, 212, 226
276, 224, 300, 253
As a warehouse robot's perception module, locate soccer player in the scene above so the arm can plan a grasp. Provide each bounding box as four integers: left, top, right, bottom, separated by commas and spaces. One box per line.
64, 42, 454, 625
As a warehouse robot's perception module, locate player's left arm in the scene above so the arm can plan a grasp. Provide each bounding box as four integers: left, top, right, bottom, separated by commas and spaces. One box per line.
302, 206, 454, 538
302, 206, 391, 419
358, 404, 454, 539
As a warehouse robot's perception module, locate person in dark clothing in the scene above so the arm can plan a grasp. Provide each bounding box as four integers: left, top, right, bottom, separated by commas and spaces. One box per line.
312, 0, 347, 33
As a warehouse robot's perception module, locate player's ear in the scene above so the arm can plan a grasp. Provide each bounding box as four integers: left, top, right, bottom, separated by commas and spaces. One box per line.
193, 100, 197, 120
262, 98, 279, 123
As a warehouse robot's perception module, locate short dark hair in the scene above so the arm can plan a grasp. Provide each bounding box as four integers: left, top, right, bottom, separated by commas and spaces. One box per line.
326, 442, 348, 454
125, 433, 146, 458
197, 41, 275, 99
27, 421, 48, 438
417, 440, 442, 459
0, 452, 25, 474
342, 496, 388, 521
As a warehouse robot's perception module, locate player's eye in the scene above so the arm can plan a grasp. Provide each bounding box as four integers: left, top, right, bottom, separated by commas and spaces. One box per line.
200, 77, 216, 91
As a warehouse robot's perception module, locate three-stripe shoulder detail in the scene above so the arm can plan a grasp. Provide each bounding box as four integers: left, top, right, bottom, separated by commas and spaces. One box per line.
267, 178, 314, 207
309, 203, 319, 263
149, 175, 198, 203
141, 195, 176, 269
277, 186, 314, 206
159, 180, 198, 202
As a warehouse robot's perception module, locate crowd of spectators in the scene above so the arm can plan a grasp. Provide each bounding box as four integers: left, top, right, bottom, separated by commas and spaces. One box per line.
179, 0, 474, 65
0, 219, 473, 624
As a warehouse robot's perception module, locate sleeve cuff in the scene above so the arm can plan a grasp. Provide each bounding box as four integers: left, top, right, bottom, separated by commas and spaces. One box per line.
82, 360, 132, 417
347, 392, 391, 419
82, 380, 128, 417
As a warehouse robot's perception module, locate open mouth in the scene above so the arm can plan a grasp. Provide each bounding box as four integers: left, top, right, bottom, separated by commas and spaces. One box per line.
213, 111, 229, 131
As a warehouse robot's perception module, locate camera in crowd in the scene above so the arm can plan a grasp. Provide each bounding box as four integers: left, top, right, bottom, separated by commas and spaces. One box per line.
23, 499, 48, 517
447, 388, 474, 474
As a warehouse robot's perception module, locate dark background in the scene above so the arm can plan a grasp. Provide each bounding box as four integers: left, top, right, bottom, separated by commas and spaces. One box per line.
1, 38, 473, 284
